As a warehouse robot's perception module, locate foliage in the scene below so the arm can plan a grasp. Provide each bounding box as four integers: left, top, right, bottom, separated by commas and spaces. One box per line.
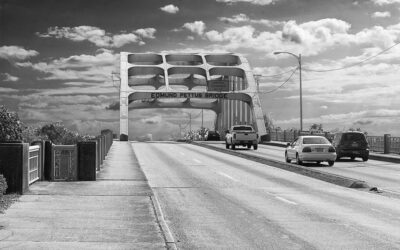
21, 124, 43, 143
310, 123, 323, 132
263, 113, 274, 130
37, 122, 94, 145
0, 105, 23, 141
0, 174, 7, 195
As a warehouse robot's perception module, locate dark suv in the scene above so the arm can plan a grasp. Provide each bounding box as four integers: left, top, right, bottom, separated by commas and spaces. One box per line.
332, 132, 369, 161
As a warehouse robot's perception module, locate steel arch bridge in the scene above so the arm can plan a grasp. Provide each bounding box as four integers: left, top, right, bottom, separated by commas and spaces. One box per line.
119, 52, 266, 141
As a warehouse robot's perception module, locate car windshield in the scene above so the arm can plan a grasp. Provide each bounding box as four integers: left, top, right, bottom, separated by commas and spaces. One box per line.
302, 137, 329, 144
342, 133, 366, 142
233, 126, 253, 131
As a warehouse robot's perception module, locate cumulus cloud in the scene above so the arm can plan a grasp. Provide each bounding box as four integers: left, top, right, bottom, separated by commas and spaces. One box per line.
204, 18, 400, 57
216, 0, 279, 5
16, 49, 119, 82
36, 26, 156, 48
372, 11, 391, 18
1, 73, 19, 82
160, 4, 179, 14
183, 21, 206, 35
219, 13, 285, 27
0, 45, 39, 61
371, 0, 400, 5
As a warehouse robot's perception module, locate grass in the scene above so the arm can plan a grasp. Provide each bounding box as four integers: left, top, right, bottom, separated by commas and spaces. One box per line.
0, 193, 20, 213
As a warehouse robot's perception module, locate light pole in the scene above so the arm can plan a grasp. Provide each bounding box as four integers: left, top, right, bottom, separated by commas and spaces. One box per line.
273, 51, 303, 132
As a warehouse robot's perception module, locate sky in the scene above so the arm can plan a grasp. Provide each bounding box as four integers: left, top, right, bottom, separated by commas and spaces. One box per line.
1, 0, 399, 140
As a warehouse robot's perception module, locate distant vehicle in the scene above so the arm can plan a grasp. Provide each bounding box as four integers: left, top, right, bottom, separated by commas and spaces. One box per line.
332, 132, 369, 161
205, 131, 221, 141
225, 125, 258, 150
285, 135, 336, 166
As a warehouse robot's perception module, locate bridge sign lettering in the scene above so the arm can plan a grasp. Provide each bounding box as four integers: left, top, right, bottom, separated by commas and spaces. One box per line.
150, 92, 228, 99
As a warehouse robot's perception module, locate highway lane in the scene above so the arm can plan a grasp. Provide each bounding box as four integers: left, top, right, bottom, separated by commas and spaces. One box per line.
206, 141, 400, 194
132, 141, 400, 249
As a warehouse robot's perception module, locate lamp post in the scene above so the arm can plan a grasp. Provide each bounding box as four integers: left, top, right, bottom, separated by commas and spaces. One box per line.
273, 51, 303, 132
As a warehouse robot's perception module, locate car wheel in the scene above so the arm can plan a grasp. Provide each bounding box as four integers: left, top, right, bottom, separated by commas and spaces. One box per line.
316, 161, 321, 165
225, 142, 229, 149
232, 144, 236, 150
350, 156, 355, 161
296, 154, 302, 165
285, 152, 291, 163
362, 156, 368, 162
328, 161, 334, 166
247, 144, 251, 149
253, 144, 258, 150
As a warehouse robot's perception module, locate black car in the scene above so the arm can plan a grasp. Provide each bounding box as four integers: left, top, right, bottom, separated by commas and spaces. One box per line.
205, 131, 221, 141
332, 132, 369, 161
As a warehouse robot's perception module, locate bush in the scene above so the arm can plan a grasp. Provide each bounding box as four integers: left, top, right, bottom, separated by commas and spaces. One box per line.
0, 174, 7, 195
38, 122, 94, 145
0, 105, 23, 141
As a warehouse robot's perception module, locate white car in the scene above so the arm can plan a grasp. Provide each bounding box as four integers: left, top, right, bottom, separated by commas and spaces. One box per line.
285, 136, 337, 166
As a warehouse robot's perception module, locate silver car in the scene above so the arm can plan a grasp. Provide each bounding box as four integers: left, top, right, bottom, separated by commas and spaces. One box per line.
285, 136, 337, 166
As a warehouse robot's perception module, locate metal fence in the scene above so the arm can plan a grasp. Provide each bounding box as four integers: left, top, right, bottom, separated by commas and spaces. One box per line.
28, 145, 40, 184
52, 145, 77, 181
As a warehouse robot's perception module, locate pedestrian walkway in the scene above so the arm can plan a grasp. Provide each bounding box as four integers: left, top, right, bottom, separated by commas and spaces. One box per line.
0, 141, 166, 249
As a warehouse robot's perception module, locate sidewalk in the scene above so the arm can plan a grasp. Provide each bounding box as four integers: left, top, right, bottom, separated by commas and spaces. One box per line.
0, 141, 166, 249
262, 141, 400, 164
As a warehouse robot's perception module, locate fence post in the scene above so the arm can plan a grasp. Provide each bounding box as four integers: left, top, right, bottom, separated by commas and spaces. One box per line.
384, 134, 391, 154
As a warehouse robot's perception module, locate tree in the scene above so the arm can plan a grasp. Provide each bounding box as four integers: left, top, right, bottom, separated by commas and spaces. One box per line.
0, 105, 23, 141
37, 122, 93, 145
310, 123, 323, 132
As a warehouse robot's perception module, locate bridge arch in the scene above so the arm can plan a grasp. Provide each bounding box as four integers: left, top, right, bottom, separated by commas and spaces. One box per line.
119, 52, 266, 141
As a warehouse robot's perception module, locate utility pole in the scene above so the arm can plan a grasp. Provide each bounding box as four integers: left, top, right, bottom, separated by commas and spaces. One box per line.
201, 109, 204, 140
189, 113, 192, 132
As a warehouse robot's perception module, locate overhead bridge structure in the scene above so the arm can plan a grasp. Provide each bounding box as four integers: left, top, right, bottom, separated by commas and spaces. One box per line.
119, 52, 266, 141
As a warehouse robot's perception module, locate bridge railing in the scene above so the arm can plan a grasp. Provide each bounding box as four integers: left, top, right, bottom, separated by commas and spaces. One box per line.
266, 129, 399, 154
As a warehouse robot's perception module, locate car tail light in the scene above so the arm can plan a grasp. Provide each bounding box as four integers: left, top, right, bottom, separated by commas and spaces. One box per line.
328, 146, 336, 152
302, 147, 311, 153
233, 134, 236, 139
256, 133, 259, 139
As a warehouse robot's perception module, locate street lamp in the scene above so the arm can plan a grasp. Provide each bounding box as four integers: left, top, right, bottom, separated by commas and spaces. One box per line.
273, 51, 303, 132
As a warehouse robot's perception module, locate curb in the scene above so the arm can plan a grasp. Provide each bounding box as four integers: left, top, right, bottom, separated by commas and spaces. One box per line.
150, 195, 178, 250
191, 142, 369, 189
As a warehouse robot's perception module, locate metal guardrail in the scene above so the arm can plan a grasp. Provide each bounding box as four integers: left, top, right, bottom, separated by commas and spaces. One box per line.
28, 145, 40, 184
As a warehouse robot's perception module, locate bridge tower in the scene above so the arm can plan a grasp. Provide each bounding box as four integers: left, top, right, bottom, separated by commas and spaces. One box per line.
119, 52, 266, 140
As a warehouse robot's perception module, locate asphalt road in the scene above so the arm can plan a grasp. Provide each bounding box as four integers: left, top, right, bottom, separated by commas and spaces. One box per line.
132, 141, 400, 249
206, 142, 400, 195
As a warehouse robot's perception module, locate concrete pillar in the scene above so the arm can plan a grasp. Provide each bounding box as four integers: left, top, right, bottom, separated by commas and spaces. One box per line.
384, 134, 391, 154
77, 141, 97, 181
0, 143, 29, 194
120, 52, 130, 141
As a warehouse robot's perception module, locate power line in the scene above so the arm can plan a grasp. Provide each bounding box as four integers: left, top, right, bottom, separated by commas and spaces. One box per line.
303, 41, 400, 72
258, 67, 299, 94
258, 67, 299, 77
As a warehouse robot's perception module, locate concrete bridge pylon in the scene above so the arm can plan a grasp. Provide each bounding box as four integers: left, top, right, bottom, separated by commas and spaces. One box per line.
119, 52, 267, 141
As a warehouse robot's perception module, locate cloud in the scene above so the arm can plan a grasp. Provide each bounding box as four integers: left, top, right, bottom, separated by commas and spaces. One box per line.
372, 11, 391, 18
160, 4, 179, 14
1, 73, 19, 82
0, 45, 39, 61
371, 0, 400, 5
216, 0, 279, 5
141, 115, 162, 124
219, 13, 285, 27
36, 26, 156, 48
16, 49, 119, 82
183, 21, 206, 35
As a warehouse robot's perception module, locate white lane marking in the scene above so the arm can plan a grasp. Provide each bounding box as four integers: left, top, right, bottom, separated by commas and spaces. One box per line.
179, 152, 185, 156
217, 171, 239, 182
193, 158, 202, 163
275, 196, 297, 205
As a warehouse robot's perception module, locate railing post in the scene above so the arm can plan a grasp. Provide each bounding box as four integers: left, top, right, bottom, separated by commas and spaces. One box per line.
283, 130, 287, 142
384, 134, 391, 154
